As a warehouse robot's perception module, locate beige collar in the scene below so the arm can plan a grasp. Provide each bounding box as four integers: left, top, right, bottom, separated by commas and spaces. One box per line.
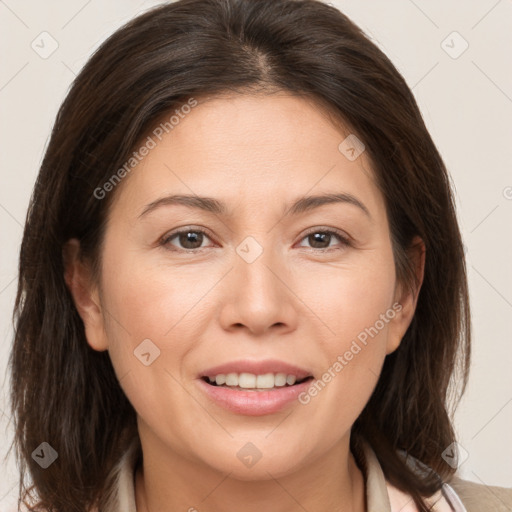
104, 437, 463, 512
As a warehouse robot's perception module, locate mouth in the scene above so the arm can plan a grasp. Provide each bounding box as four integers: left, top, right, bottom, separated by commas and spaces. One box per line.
197, 374, 315, 416
201, 374, 315, 391
196, 360, 315, 414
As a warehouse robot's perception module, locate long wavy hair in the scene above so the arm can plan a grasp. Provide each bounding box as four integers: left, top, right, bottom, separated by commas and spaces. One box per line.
9, 0, 470, 510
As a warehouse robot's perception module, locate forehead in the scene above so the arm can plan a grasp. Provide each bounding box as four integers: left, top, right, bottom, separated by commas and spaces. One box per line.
109, 93, 385, 222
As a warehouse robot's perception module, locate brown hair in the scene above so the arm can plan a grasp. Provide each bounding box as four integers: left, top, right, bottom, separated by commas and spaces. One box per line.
9, 0, 470, 510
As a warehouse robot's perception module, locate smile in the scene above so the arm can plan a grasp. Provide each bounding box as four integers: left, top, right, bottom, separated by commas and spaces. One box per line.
204, 372, 311, 390
197, 375, 314, 416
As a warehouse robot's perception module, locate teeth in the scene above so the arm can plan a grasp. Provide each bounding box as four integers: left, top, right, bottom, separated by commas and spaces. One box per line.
286, 374, 296, 386
208, 372, 302, 389
239, 373, 256, 388
274, 373, 287, 386
225, 373, 238, 386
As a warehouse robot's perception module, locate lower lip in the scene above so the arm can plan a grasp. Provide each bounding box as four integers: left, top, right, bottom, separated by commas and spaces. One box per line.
197, 378, 314, 416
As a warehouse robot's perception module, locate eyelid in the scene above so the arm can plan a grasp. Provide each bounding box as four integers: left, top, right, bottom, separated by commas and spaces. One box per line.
159, 225, 217, 248
299, 225, 352, 243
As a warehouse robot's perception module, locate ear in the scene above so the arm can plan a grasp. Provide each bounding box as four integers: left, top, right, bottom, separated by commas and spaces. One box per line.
62, 238, 109, 352
386, 236, 426, 355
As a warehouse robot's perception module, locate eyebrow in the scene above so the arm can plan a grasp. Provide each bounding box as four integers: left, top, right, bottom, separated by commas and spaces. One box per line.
138, 192, 371, 219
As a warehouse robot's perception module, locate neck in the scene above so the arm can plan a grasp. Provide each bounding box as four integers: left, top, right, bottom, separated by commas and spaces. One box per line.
134, 432, 366, 512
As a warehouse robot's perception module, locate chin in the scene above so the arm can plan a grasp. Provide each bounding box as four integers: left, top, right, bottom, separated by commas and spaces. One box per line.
196, 442, 311, 481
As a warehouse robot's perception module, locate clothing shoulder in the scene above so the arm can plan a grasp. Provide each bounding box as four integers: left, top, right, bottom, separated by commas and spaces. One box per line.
447, 475, 512, 512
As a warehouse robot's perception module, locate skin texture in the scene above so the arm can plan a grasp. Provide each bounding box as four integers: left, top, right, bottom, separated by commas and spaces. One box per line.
64, 93, 424, 512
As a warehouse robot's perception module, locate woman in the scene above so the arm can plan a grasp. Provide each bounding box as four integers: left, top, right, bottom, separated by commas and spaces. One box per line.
9, 0, 512, 511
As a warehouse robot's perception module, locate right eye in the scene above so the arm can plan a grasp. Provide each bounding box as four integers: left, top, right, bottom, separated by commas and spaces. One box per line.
159, 227, 216, 251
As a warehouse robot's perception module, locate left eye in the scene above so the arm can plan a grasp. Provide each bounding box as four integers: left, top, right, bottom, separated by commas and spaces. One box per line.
160, 228, 350, 251
297, 229, 350, 250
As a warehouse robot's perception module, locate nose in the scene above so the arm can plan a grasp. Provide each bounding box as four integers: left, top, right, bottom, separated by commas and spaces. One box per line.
218, 237, 299, 337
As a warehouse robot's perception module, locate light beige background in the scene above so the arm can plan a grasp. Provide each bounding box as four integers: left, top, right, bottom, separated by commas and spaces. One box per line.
1, 0, 511, 508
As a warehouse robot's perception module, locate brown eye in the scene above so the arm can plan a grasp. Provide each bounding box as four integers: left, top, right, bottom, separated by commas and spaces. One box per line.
298, 229, 350, 251
161, 229, 212, 251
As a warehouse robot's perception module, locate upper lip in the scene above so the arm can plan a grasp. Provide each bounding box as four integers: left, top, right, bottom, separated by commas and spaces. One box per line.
199, 359, 314, 381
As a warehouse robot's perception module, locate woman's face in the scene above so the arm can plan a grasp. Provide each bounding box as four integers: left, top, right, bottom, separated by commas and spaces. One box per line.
74, 93, 419, 479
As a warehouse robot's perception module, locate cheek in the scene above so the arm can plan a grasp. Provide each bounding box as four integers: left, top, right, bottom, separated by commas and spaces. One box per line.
96, 247, 209, 402
298, 247, 396, 414
300, 246, 396, 348
100, 244, 215, 341
97, 260, 203, 440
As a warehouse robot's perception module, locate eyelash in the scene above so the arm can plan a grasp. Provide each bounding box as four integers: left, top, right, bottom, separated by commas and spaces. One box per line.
159, 226, 352, 253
